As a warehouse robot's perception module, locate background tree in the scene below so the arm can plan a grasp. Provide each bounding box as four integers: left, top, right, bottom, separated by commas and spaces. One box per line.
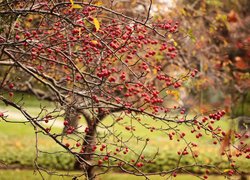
160, 0, 250, 116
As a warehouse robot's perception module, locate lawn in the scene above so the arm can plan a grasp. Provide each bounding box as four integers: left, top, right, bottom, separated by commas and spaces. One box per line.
0, 92, 249, 179
0, 170, 240, 180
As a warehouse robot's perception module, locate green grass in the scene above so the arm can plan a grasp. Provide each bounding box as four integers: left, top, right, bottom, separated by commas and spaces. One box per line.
0, 92, 249, 178
0, 170, 76, 180
0, 92, 54, 108
1, 111, 249, 174
99, 113, 231, 156
0, 120, 75, 170
0, 170, 241, 180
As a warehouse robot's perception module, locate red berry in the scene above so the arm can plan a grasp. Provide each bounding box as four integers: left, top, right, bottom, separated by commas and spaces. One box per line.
63, 120, 69, 126
15, 35, 20, 40
98, 159, 103, 165
8, 83, 14, 89
65, 143, 70, 148
136, 162, 143, 167
103, 156, 109, 161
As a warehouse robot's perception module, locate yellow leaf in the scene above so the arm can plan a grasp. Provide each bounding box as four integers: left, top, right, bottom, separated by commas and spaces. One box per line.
72, 4, 82, 8
174, 41, 178, 47
166, 90, 180, 100
69, 0, 82, 8
93, 18, 100, 31
180, 8, 187, 16
173, 92, 180, 101
15, 141, 22, 148
75, 45, 80, 51
131, 0, 137, 6
91, 40, 98, 44
223, 169, 231, 173
182, 76, 189, 81
94, 1, 103, 6
200, 36, 205, 42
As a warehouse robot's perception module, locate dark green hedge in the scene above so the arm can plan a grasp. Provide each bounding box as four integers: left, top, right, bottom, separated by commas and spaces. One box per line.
0, 147, 249, 174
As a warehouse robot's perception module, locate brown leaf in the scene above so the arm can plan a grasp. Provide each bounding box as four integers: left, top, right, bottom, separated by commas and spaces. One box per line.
220, 129, 232, 153
227, 10, 238, 23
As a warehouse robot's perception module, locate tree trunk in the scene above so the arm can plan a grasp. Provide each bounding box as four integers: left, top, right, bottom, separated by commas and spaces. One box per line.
74, 123, 96, 179
63, 107, 80, 134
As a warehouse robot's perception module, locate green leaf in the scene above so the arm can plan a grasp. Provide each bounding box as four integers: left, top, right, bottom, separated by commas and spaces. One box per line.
187, 29, 196, 42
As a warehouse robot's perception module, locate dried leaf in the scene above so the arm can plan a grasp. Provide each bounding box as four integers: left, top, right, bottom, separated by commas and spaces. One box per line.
235, 57, 248, 69
227, 10, 238, 23
220, 129, 232, 153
